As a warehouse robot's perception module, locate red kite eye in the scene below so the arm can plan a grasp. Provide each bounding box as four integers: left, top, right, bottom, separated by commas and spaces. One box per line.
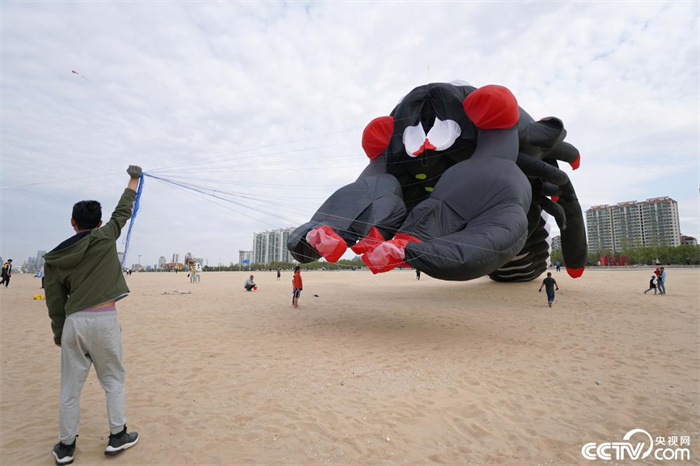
362, 116, 394, 160
462, 85, 519, 129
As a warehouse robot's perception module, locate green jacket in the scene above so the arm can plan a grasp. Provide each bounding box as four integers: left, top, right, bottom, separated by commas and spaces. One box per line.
44, 188, 136, 344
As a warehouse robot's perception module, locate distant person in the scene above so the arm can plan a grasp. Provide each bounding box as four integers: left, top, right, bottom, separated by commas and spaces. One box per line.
657, 267, 667, 295
416, 269, 421, 280
555, 261, 561, 272
244, 275, 256, 291
538, 272, 559, 308
0, 259, 12, 287
43, 166, 141, 465
643, 274, 657, 295
277, 267, 281, 281
292, 266, 303, 308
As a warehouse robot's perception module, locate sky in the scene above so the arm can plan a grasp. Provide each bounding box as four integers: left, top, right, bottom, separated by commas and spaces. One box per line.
1, 1, 698, 268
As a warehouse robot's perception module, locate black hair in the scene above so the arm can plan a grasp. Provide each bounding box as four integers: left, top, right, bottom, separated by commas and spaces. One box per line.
547, 272, 552, 276
293, 266, 301, 273
72, 200, 102, 230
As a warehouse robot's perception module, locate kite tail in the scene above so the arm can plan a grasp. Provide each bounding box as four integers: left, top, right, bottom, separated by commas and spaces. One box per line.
121, 174, 145, 268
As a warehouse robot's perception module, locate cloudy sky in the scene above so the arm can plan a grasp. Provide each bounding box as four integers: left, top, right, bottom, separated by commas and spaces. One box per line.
1, 1, 698, 268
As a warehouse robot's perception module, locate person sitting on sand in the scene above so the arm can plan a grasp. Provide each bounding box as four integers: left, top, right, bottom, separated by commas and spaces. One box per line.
292, 266, 302, 308
644, 274, 657, 295
244, 275, 256, 291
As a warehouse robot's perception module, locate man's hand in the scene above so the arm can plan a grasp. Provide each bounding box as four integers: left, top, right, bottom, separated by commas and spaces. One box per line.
127, 165, 142, 179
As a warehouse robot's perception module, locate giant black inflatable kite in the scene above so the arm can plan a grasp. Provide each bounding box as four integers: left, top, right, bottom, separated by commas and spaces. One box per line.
288, 81, 587, 281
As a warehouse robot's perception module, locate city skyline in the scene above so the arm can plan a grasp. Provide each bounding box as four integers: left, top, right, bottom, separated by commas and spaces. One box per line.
12, 192, 695, 271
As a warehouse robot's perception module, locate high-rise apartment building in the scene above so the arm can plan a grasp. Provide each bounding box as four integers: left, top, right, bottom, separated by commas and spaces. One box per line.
172, 253, 179, 263
586, 197, 681, 252
551, 235, 562, 251
158, 256, 166, 268
36, 250, 46, 270
252, 227, 297, 264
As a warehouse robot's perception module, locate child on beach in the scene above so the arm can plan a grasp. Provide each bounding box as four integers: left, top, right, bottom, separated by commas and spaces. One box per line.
0, 259, 12, 287
644, 274, 657, 295
43, 166, 141, 465
244, 275, 256, 291
292, 266, 303, 308
538, 272, 559, 307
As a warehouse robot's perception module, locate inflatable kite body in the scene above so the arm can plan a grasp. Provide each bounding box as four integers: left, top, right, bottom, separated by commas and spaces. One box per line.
288, 81, 587, 281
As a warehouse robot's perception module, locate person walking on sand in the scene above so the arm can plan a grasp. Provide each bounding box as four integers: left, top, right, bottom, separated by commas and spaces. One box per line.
277, 267, 281, 281
644, 273, 657, 295
416, 269, 421, 280
292, 266, 303, 308
657, 267, 667, 295
0, 259, 13, 287
538, 272, 559, 308
43, 166, 141, 465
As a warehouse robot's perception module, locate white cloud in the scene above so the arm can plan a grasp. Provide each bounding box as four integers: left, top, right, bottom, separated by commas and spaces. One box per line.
1, 1, 698, 267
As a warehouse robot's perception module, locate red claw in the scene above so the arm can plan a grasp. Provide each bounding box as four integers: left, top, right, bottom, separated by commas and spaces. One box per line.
361, 233, 422, 274
569, 154, 581, 170
551, 196, 559, 203
306, 225, 347, 263
566, 267, 584, 278
350, 226, 385, 254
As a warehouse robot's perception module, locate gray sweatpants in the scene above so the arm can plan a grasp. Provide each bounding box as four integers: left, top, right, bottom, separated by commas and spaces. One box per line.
59, 310, 127, 444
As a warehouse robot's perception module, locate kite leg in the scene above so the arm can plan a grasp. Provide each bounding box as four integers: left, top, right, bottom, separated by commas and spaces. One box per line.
288, 173, 407, 263
361, 155, 532, 280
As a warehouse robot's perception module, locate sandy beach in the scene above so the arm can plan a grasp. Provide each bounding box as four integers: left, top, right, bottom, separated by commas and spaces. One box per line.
1, 268, 698, 465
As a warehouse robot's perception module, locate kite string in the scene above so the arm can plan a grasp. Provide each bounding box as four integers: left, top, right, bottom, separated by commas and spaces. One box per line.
121, 174, 145, 268
144, 172, 512, 260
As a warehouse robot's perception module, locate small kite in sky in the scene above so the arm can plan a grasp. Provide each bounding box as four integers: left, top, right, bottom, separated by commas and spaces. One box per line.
71, 70, 89, 82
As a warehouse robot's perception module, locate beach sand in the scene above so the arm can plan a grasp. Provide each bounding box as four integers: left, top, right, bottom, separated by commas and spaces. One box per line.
1, 268, 698, 465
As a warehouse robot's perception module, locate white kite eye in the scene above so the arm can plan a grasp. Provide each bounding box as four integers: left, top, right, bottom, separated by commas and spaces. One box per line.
402, 118, 461, 157
426, 118, 461, 151
402, 124, 426, 158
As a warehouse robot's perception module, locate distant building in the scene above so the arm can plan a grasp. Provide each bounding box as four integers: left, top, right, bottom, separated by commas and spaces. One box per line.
160, 262, 185, 271
239, 250, 253, 269
36, 250, 46, 270
586, 197, 681, 252
172, 253, 179, 263
27, 256, 38, 273
551, 235, 561, 251
158, 256, 166, 269
252, 227, 297, 265
681, 235, 697, 246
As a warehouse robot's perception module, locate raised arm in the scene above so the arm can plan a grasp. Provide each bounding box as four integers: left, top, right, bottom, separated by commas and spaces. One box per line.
95, 166, 141, 240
